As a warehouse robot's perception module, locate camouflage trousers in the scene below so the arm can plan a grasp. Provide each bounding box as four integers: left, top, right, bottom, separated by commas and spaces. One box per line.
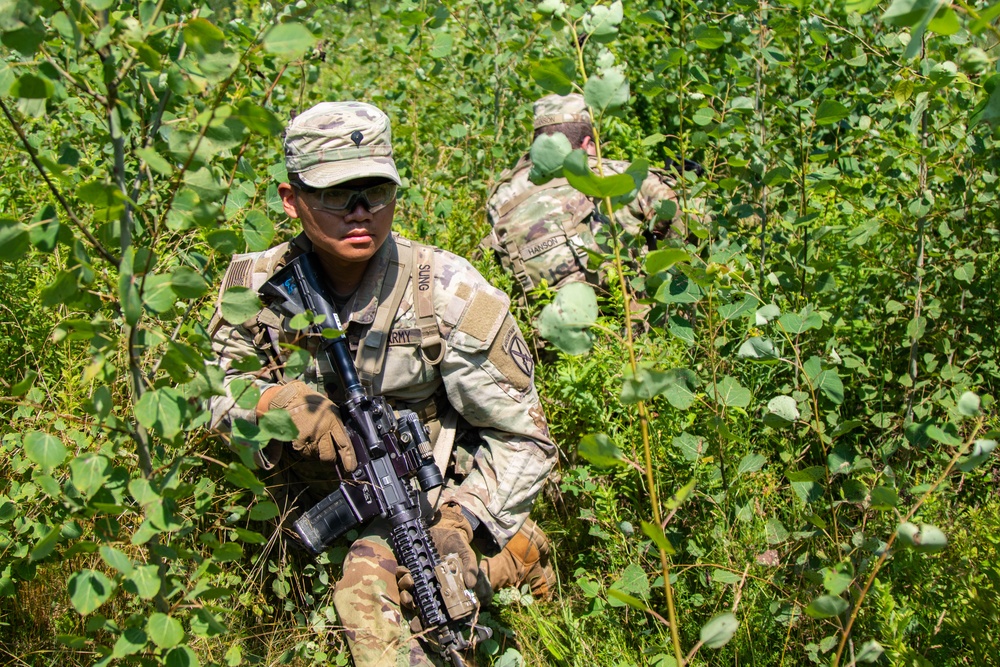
333, 521, 459, 667
334, 521, 436, 666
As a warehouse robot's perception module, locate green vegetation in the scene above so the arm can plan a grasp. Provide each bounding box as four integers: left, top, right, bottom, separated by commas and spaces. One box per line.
1, 1, 998, 665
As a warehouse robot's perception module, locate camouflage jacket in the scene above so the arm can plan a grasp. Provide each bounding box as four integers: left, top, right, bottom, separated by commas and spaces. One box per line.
208, 232, 555, 552
483, 153, 685, 303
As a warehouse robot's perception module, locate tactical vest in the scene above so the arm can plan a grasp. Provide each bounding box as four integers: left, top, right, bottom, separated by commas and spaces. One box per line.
212, 235, 444, 397
482, 163, 602, 304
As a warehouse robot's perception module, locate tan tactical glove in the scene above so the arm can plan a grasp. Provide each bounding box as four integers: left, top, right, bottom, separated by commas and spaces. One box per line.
261, 380, 357, 472
481, 517, 555, 599
397, 502, 478, 608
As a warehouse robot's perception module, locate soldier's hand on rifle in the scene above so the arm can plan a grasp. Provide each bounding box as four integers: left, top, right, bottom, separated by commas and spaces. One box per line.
258, 380, 358, 472
397, 502, 478, 608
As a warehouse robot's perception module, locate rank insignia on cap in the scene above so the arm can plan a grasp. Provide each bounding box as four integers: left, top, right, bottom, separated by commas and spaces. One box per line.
351, 130, 363, 147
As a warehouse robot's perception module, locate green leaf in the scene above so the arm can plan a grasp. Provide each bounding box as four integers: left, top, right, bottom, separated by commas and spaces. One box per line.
620, 367, 698, 406
869, 486, 898, 510
736, 453, 766, 477
957, 391, 980, 417
220, 286, 261, 324
147, 613, 185, 649
578, 433, 627, 468
190, 607, 228, 638
70, 454, 111, 498
610, 562, 649, 601
259, 407, 300, 442
528, 132, 573, 183
68, 569, 116, 615
971, 2, 1000, 33
668, 316, 695, 346
262, 22, 317, 58
536, 282, 598, 355
129, 478, 159, 507
928, 7, 959, 33
563, 150, 636, 198
953, 261, 975, 283
583, 0, 623, 41
738, 337, 780, 363
692, 106, 716, 126
665, 478, 696, 510
661, 369, 700, 410
169, 267, 209, 299
640, 520, 675, 555
530, 57, 576, 96
765, 395, 799, 426
212, 543, 243, 562
805, 594, 848, 619
692, 25, 726, 49
717, 295, 756, 321
765, 518, 789, 544
249, 501, 280, 521
882, 0, 940, 27
243, 210, 275, 252
815, 100, 850, 125
712, 376, 751, 408
225, 463, 266, 495
30, 524, 61, 562
24, 431, 68, 474
672, 432, 704, 462
283, 347, 312, 378
855, 640, 884, 663
99, 546, 134, 575
822, 563, 854, 596
112, 627, 148, 658
583, 68, 629, 115
137, 146, 173, 175
607, 588, 649, 611
127, 565, 162, 600
700, 612, 739, 649
846, 0, 881, 11
778, 311, 822, 334
142, 274, 176, 314
120, 273, 142, 326
134, 388, 186, 440
814, 370, 845, 405
0, 219, 31, 260
10, 73, 54, 99
538, 0, 567, 15
184, 17, 225, 53
29, 206, 60, 252
430, 32, 453, 59
235, 100, 283, 137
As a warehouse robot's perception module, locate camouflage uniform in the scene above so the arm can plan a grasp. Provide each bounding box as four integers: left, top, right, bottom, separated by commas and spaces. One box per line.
483, 93, 689, 305
208, 102, 555, 666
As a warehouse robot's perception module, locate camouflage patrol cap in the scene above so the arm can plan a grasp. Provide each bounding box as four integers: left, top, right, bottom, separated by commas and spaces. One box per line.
533, 93, 592, 129
284, 101, 401, 188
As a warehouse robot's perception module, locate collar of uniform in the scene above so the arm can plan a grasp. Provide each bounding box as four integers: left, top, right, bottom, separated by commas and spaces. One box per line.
289, 232, 313, 254
340, 233, 400, 327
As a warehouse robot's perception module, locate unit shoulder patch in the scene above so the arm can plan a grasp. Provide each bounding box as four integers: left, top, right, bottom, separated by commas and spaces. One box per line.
487, 316, 534, 393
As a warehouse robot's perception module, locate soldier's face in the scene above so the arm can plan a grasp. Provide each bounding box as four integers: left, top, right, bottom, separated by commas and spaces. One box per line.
280, 178, 395, 268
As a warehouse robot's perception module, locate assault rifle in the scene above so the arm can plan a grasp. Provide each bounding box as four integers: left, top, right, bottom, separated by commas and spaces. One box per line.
259, 252, 486, 667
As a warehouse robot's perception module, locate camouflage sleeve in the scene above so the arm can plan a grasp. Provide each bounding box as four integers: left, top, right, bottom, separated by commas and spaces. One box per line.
207, 315, 277, 430
434, 267, 556, 551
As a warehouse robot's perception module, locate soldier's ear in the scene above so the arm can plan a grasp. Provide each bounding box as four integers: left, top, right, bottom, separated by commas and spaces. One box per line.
278, 182, 302, 219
